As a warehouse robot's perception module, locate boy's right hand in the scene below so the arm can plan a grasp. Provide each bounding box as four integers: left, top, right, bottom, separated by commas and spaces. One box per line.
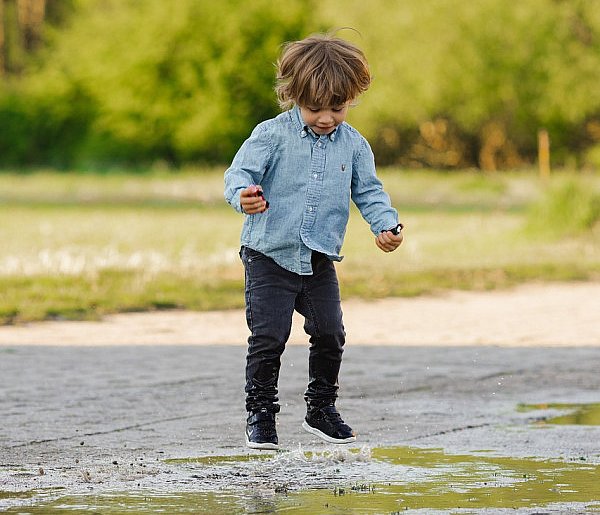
240, 185, 268, 214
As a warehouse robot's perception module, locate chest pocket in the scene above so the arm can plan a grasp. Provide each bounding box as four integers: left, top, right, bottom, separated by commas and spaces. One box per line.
327, 158, 352, 202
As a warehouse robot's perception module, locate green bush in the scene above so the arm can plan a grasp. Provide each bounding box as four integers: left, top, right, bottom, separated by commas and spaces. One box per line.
526, 179, 600, 237
0, 80, 96, 167
0, 0, 318, 168
2, 0, 600, 168
320, 0, 600, 169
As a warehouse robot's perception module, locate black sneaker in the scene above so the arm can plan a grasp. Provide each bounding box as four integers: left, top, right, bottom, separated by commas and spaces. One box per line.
302, 404, 356, 444
245, 409, 278, 450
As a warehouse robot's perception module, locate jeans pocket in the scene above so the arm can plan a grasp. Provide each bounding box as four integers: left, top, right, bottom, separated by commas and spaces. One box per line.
242, 246, 268, 265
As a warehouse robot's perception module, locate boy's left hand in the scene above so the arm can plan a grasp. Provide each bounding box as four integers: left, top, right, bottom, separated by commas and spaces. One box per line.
375, 228, 403, 253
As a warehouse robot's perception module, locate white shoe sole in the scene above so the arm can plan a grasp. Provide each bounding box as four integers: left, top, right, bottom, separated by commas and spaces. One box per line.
302, 421, 356, 444
245, 434, 279, 450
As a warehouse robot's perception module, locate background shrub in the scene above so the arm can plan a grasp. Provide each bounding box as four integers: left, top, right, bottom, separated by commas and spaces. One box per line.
1, 0, 600, 169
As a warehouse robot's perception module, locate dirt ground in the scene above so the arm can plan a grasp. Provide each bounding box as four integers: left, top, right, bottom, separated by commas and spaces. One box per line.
1, 281, 599, 346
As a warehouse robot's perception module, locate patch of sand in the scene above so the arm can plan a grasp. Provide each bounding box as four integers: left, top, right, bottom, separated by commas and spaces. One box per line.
1, 282, 598, 346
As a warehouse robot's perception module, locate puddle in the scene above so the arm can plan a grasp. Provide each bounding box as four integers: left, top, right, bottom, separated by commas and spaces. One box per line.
0, 491, 37, 501
4, 491, 254, 514
0, 488, 64, 511
518, 402, 600, 425
5, 446, 600, 513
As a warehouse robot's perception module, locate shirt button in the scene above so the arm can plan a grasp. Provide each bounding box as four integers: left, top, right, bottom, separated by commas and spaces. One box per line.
313, 173, 318, 179
308, 206, 313, 212
300, 130, 306, 137
317, 142, 322, 147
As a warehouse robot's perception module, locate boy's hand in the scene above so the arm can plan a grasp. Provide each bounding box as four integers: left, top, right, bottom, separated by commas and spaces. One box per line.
375, 226, 403, 253
240, 185, 268, 214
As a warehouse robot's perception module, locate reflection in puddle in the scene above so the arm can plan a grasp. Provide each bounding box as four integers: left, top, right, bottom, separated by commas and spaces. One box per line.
517, 402, 600, 425
6, 446, 600, 513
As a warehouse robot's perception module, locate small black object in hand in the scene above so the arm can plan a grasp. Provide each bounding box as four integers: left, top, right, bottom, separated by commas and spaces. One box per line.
386, 223, 403, 235
255, 190, 269, 209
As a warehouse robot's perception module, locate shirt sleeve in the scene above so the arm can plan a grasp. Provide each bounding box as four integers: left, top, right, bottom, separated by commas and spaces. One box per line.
224, 122, 273, 213
351, 137, 398, 235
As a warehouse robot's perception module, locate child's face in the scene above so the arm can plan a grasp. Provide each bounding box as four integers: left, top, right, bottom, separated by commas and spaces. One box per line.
299, 103, 350, 135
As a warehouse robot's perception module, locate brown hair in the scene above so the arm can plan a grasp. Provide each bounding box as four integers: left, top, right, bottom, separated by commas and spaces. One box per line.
275, 34, 371, 110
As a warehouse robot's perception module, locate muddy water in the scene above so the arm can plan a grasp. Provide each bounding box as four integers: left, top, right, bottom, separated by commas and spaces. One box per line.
5, 446, 600, 513
517, 402, 600, 426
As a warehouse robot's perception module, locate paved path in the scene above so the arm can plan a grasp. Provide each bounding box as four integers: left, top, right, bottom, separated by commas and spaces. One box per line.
1, 344, 600, 512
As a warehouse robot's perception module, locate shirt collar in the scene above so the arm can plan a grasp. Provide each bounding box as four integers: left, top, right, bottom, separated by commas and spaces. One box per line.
291, 105, 338, 141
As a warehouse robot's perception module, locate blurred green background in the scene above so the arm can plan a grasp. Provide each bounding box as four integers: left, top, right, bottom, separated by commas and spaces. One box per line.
1, 1, 599, 324
2, 0, 600, 169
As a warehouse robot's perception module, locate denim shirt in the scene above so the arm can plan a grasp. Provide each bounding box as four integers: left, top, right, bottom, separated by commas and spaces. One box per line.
224, 106, 398, 275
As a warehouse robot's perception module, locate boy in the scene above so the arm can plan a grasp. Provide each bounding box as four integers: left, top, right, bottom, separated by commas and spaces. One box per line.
224, 34, 403, 450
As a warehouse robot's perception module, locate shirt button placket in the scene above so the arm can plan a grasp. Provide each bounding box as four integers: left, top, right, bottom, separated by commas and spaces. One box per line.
309, 140, 325, 221
300, 137, 326, 261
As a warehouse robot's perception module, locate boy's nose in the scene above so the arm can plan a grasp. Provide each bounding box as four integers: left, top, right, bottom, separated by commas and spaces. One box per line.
318, 112, 334, 125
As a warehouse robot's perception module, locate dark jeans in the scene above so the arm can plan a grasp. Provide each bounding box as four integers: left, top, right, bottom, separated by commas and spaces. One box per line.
240, 246, 346, 414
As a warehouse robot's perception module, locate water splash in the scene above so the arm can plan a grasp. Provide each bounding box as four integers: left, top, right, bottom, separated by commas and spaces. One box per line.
5, 446, 600, 513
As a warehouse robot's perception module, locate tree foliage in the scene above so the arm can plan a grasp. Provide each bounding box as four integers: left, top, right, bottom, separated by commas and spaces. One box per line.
0, 0, 78, 75
0, 0, 317, 167
321, 0, 600, 169
1, 0, 600, 169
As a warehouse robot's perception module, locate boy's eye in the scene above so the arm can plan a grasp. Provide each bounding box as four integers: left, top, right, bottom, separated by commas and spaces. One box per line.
307, 107, 344, 113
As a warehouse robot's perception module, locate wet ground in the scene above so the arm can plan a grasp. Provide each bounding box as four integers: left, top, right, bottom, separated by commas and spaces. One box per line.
1, 344, 600, 513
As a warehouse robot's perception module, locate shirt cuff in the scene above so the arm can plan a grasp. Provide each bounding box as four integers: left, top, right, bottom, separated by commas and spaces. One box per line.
373, 219, 399, 235
229, 189, 244, 214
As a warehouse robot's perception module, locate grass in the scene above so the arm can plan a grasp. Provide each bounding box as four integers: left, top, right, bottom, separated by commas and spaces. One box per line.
1, 167, 599, 324
525, 178, 600, 236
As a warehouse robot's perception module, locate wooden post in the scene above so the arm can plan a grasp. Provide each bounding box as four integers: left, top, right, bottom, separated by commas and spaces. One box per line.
538, 129, 550, 179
